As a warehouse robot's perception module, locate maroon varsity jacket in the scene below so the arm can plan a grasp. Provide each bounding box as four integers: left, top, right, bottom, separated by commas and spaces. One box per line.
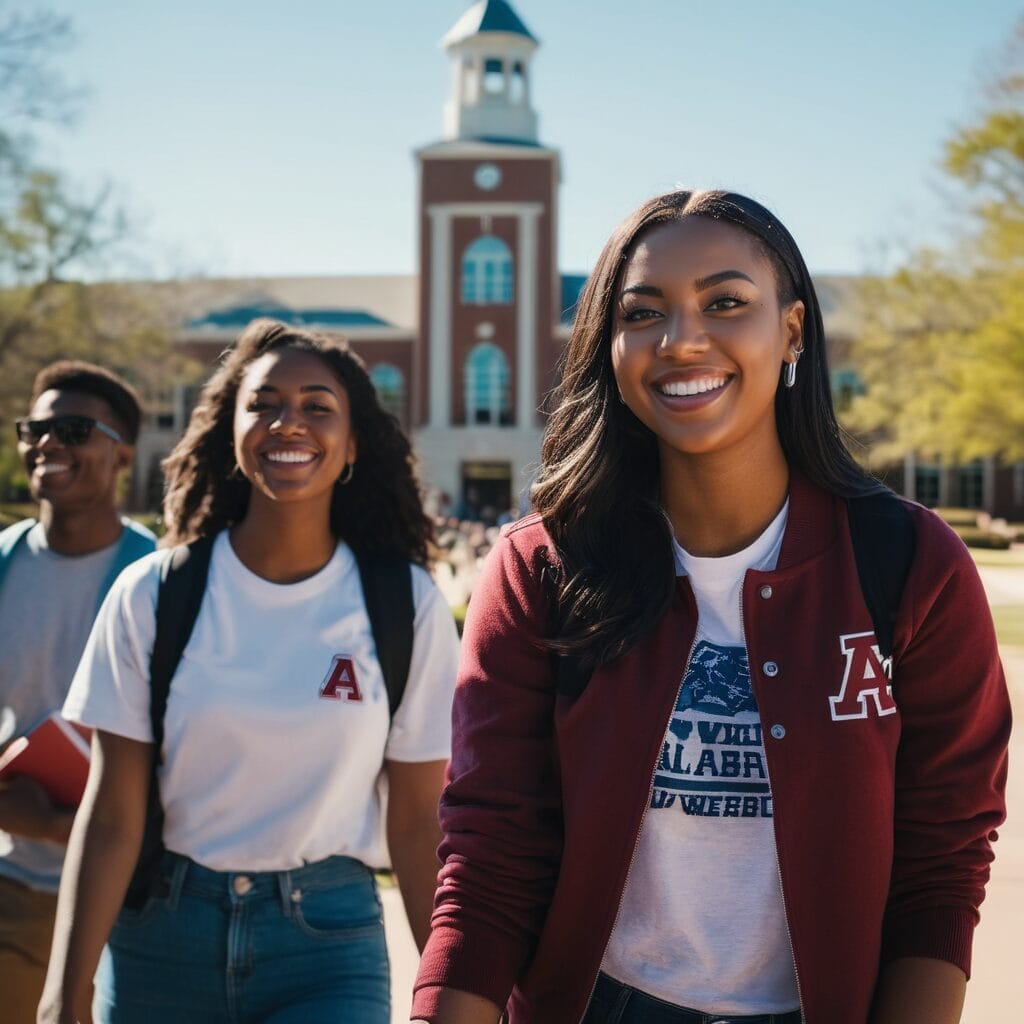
412, 475, 1010, 1024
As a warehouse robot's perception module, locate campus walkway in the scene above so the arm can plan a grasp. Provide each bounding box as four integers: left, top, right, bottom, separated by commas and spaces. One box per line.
961, 564, 1021, 1021
385, 567, 1023, 1022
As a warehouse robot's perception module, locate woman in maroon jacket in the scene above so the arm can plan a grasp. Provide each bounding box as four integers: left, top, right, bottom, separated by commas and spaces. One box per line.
412, 190, 1010, 1024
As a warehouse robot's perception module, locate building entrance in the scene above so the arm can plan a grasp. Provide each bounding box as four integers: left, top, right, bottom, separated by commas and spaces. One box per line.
459, 461, 512, 524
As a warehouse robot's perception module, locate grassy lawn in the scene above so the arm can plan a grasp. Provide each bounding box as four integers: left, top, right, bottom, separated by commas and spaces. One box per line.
972, 547, 1024, 649
970, 547, 1024, 568
992, 605, 1024, 649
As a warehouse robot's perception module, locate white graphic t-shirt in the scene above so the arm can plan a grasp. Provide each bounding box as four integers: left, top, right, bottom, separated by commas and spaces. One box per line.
63, 533, 459, 872
601, 502, 800, 1014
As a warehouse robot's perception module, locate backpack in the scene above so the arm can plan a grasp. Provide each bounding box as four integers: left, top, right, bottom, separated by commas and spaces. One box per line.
555, 490, 916, 699
0, 517, 156, 614
124, 536, 415, 908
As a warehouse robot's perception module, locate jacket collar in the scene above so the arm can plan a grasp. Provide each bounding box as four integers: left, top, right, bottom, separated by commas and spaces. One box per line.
776, 470, 842, 572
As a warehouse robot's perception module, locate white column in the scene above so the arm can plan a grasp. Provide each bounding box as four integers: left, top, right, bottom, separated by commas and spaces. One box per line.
938, 460, 951, 507
427, 207, 452, 429
983, 456, 996, 513
903, 451, 916, 501
516, 208, 541, 429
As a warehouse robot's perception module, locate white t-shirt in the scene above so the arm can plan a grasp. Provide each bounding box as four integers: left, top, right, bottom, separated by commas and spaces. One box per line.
63, 533, 459, 872
601, 502, 800, 1014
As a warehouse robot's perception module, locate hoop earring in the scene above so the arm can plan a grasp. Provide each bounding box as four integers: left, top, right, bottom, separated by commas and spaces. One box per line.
783, 347, 803, 389
338, 462, 355, 485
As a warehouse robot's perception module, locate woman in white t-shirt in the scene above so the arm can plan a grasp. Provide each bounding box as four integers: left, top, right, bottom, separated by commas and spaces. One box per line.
40, 319, 460, 1024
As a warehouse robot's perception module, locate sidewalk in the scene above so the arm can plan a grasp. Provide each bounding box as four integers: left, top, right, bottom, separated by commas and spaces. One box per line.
960, 643, 1021, 1021
383, 885, 417, 1024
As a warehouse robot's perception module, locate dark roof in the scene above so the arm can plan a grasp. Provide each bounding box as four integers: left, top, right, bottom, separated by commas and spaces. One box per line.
444, 1, 538, 46
471, 134, 542, 147
560, 273, 588, 327
186, 303, 391, 331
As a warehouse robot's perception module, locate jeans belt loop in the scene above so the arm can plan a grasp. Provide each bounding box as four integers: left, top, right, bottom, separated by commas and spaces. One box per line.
277, 868, 294, 917
165, 854, 189, 913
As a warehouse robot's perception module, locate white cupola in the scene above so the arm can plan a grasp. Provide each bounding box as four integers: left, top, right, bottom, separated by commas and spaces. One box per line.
441, 0, 540, 144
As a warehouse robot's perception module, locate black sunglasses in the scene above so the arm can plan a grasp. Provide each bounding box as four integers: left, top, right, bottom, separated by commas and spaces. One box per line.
15, 414, 124, 447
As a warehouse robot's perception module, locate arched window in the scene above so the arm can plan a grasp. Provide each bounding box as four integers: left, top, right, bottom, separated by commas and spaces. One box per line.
510, 61, 526, 103
369, 363, 405, 420
464, 342, 512, 425
483, 57, 505, 95
461, 235, 513, 305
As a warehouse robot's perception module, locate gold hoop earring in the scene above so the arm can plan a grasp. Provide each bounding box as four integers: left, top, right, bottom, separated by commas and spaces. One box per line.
338, 462, 354, 485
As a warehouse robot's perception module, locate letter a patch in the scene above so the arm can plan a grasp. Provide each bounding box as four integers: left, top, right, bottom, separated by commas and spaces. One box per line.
828, 631, 897, 721
320, 655, 363, 703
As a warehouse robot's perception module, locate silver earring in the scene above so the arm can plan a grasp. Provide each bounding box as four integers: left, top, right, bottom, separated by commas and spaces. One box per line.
338, 462, 354, 485
784, 348, 803, 389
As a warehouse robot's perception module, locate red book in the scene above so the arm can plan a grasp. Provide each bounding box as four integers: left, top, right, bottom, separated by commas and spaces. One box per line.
0, 713, 92, 807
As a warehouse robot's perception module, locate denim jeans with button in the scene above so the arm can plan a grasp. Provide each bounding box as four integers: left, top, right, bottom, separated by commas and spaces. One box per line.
583, 972, 802, 1024
93, 851, 389, 1023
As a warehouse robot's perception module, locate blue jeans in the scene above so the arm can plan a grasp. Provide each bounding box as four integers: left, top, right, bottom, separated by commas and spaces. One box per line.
583, 973, 802, 1024
94, 852, 390, 1023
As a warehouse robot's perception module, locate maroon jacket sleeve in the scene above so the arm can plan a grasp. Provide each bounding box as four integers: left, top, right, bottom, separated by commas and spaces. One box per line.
879, 506, 1011, 976
412, 522, 563, 1018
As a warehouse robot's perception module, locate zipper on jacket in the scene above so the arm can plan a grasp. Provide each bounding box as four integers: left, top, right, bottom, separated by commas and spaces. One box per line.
576, 631, 699, 1024
740, 582, 806, 1021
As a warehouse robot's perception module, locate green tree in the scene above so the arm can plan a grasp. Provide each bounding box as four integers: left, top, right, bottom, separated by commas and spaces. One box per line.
0, 9, 186, 503
844, 19, 1024, 467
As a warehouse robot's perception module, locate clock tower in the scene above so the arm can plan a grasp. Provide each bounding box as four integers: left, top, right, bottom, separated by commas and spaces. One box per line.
414, 0, 561, 518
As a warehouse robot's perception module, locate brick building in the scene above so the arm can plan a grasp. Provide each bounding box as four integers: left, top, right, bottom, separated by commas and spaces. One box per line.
134, 0, 1023, 523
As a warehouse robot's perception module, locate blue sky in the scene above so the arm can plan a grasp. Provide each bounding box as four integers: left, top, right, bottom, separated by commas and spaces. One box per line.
21, 0, 1023, 280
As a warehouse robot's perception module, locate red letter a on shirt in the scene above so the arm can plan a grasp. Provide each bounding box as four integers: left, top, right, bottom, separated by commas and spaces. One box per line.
319, 656, 363, 702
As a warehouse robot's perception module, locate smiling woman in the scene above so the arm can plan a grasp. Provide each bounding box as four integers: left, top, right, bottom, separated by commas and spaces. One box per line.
411, 191, 1011, 1024
40, 320, 460, 1024
231, 347, 357, 543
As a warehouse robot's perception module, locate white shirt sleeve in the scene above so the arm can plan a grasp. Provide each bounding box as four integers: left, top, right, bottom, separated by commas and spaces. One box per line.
62, 551, 165, 743
383, 564, 460, 763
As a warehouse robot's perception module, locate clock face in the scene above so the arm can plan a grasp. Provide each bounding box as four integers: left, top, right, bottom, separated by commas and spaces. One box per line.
473, 163, 502, 191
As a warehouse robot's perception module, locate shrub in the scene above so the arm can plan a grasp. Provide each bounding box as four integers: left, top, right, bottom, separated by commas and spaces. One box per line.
933, 507, 983, 527
954, 526, 1013, 550
0, 503, 39, 528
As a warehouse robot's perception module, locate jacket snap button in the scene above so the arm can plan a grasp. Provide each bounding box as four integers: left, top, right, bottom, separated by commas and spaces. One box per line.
233, 875, 253, 896
759, 585, 773, 599
770, 724, 786, 740
763, 660, 779, 677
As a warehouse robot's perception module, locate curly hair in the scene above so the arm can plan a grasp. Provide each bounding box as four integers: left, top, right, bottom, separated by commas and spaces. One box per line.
161, 318, 433, 565
532, 189, 881, 669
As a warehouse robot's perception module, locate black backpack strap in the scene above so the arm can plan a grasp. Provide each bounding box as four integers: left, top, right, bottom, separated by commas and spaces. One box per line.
847, 492, 916, 671
555, 653, 591, 700
355, 552, 414, 717
124, 536, 214, 909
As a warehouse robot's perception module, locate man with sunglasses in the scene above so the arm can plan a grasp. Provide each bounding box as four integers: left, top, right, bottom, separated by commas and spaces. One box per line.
0, 360, 155, 1023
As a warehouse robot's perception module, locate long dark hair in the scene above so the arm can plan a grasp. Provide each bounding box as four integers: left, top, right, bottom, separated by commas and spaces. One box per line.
532, 189, 879, 667
162, 318, 433, 565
